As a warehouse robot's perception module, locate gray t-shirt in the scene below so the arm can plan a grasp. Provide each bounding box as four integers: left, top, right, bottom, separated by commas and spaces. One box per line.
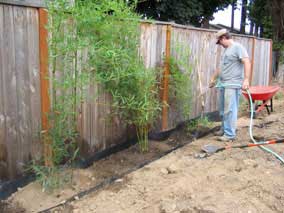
220, 42, 249, 88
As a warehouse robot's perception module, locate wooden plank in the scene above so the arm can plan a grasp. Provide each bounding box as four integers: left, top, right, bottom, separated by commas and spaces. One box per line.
262, 41, 266, 85
80, 51, 91, 155
0, 0, 46, 8
258, 40, 262, 85
264, 42, 269, 85
261, 41, 265, 85
261, 41, 266, 85
250, 38, 256, 85
90, 84, 97, 150
161, 25, 171, 131
102, 91, 107, 150
202, 32, 211, 113
27, 7, 41, 159
81, 100, 89, 154
14, 5, 31, 173
39, 8, 51, 166
97, 86, 105, 151
140, 23, 149, 67
150, 25, 157, 68
208, 32, 217, 112
3, 5, 18, 178
252, 40, 258, 85
0, 4, 8, 179
104, 92, 112, 148
155, 25, 163, 66
264, 42, 268, 85
90, 83, 96, 150
145, 23, 152, 68
192, 30, 199, 118
263, 42, 268, 85
269, 40, 273, 85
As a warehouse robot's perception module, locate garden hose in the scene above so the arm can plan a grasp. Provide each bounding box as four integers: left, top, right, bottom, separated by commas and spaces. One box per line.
215, 81, 284, 164
246, 90, 284, 163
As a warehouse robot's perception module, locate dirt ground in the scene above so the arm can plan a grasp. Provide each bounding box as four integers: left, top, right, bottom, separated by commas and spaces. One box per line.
3, 92, 284, 213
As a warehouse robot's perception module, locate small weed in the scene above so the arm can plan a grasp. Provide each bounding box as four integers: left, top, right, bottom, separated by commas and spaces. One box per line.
29, 163, 71, 192
274, 91, 284, 100
186, 116, 213, 134
186, 119, 198, 133
197, 116, 213, 128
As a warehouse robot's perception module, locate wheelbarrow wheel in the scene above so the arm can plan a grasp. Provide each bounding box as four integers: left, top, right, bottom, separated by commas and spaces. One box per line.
248, 111, 256, 119
247, 102, 257, 119
252, 102, 258, 118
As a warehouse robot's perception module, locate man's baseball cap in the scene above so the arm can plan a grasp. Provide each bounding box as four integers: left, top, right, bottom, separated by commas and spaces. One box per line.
215, 29, 228, 44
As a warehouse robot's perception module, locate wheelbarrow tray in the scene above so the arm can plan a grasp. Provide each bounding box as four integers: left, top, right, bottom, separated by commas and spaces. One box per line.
242, 86, 280, 116
242, 86, 280, 101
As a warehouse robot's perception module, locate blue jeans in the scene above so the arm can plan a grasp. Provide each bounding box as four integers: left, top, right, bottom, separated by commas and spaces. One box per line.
219, 88, 241, 139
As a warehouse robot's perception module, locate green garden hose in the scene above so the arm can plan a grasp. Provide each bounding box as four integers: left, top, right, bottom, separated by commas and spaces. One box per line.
215, 81, 284, 164
246, 90, 284, 163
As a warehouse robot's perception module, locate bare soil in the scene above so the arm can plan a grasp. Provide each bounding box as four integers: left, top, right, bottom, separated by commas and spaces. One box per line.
3, 94, 284, 213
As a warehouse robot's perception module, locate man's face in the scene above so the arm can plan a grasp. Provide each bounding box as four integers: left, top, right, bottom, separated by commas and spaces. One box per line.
217, 36, 228, 48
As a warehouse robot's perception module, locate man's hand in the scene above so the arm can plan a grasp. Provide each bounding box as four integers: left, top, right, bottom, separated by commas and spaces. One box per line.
209, 69, 220, 88
209, 78, 216, 88
242, 78, 249, 90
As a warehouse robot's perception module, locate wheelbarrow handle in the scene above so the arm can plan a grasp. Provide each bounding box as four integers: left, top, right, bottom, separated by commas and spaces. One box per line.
221, 139, 284, 151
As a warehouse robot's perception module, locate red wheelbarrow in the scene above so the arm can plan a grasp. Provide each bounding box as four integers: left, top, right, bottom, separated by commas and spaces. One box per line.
242, 86, 281, 117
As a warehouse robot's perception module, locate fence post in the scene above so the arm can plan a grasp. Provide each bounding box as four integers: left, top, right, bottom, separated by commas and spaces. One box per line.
250, 37, 256, 85
161, 24, 171, 131
39, 8, 52, 166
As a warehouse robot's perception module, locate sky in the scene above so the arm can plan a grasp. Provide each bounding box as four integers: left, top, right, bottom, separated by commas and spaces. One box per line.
210, 3, 249, 31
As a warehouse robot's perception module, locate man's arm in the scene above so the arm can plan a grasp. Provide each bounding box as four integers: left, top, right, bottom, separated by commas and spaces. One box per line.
242, 57, 251, 90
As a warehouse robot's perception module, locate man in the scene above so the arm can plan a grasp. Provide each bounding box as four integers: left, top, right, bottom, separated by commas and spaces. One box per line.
210, 29, 251, 142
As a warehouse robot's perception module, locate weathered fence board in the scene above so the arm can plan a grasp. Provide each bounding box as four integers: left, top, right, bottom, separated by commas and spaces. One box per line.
27, 7, 41, 160
0, 4, 6, 179
2, 5, 18, 178
14, 5, 31, 175
0, 4, 41, 179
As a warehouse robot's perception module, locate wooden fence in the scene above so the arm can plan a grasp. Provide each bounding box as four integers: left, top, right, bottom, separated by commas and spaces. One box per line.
140, 22, 273, 130
0, 2, 273, 179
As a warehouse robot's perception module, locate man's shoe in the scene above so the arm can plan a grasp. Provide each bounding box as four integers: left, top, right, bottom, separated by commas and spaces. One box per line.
214, 130, 224, 136
217, 135, 234, 142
